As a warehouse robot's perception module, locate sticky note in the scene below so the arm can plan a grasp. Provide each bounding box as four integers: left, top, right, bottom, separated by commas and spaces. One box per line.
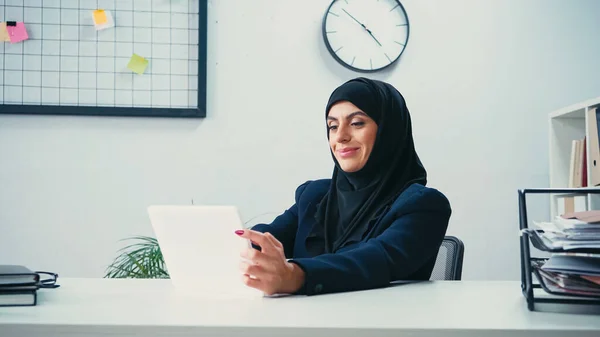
0, 23, 10, 42
6, 22, 29, 44
127, 54, 149, 75
92, 9, 114, 30
93, 10, 107, 25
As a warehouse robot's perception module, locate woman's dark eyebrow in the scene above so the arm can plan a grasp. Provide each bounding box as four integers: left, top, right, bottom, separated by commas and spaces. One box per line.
327, 111, 367, 121
348, 111, 368, 118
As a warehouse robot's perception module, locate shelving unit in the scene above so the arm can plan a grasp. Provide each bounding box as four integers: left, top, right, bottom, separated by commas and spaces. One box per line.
549, 96, 600, 217
522, 97, 600, 312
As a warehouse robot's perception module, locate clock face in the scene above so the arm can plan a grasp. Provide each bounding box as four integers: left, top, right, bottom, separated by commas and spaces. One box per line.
322, 0, 410, 72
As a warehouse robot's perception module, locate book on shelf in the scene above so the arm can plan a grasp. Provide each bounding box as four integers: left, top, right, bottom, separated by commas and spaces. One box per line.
559, 107, 600, 213
587, 107, 600, 186
568, 137, 586, 189
560, 136, 587, 214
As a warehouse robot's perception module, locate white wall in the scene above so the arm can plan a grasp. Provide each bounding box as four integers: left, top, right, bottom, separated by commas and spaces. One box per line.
2, 0, 600, 281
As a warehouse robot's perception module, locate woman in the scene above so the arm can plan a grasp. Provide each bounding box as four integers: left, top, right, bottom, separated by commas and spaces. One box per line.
235, 77, 451, 296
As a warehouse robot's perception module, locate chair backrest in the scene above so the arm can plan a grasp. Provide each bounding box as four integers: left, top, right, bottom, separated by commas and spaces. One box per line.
430, 236, 464, 281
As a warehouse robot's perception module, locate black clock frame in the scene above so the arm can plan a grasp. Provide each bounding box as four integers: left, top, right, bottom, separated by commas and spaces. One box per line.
322, 0, 410, 73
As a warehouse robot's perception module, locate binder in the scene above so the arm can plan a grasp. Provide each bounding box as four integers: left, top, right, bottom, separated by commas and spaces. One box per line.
586, 107, 600, 186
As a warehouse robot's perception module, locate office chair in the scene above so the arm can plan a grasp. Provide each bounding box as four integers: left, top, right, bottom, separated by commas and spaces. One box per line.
430, 236, 464, 281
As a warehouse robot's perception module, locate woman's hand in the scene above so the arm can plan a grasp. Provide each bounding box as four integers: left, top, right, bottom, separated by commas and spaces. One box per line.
235, 229, 305, 296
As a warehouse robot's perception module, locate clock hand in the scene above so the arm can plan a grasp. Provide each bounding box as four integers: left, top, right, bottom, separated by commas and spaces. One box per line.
365, 28, 382, 47
341, 8, 383, 47
342, 8, 366, 28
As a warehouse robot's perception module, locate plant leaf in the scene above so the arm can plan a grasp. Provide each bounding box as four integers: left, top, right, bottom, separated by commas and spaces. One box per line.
105, 235, 170, 279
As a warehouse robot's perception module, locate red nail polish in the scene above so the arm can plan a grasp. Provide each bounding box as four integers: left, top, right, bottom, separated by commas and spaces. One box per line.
235, 230, 244, 235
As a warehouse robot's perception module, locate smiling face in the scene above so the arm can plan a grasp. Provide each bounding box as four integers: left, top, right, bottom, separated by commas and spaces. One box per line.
327, 101, 378, 173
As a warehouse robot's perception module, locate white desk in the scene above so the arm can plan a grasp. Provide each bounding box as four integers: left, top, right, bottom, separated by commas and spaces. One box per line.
1, 278, 599, 337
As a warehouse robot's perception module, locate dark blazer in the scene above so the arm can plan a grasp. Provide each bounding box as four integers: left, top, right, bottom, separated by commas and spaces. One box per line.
251, 179, 452, 296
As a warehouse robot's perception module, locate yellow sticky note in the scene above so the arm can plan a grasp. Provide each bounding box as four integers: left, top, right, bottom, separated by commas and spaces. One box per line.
0, 23, 10, 42
93, 10, 107, 25
92, 10, 114, 31
127, 54, 149, 75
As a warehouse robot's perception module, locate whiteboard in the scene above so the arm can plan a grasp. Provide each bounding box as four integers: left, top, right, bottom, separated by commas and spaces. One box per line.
0, 0, 207, 118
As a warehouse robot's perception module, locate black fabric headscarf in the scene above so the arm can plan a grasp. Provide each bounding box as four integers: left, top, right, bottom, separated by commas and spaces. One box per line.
307, 77, 427, 255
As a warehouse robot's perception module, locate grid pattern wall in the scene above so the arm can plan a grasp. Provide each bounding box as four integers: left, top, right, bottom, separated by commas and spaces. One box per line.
0, 0, 200, 109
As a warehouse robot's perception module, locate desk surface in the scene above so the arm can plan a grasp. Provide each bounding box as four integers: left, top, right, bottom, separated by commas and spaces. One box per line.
1, 278, 600, 337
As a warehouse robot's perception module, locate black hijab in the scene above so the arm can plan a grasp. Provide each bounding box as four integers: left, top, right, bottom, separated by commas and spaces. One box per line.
308, 77, 427, 255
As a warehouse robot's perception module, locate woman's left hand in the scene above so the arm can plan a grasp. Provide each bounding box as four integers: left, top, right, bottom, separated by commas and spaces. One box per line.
235, 229, 305, 296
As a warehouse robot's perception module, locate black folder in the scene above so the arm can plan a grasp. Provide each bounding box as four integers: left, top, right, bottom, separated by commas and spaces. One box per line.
0, 265, 40, 307
541, 254, 600, 276
0, 265, 39, 287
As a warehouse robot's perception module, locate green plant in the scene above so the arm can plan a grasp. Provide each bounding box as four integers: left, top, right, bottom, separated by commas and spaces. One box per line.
104, 236, 169, 279
104, 212, 277, 279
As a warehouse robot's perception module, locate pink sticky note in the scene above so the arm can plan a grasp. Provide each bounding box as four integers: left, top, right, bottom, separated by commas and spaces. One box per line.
6, 22, 29, 44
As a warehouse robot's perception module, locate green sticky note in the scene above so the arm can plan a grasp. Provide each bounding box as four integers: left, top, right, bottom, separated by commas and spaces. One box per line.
127, 54, 148, 75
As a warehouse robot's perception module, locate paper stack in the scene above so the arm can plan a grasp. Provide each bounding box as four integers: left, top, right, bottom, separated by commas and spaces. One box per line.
530, 211, 600, 297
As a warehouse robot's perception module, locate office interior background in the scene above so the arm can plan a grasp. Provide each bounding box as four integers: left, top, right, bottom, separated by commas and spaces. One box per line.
1, 0, 600, 282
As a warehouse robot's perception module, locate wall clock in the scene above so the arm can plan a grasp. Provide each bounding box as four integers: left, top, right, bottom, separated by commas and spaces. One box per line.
322, 0, 410, 73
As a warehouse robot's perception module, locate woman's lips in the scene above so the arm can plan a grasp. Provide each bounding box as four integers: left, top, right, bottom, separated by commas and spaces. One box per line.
338, 147, 359, 158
